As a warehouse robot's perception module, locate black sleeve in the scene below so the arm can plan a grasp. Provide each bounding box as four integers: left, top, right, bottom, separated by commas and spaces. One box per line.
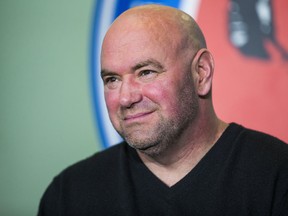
277, 165, 288, 216
278, 193, 288, 216
273, 158, 288, 216
37, 177, 61, 216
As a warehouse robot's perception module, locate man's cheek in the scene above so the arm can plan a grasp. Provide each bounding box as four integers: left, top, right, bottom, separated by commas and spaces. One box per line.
143, 83, 170, 100
105, 92, 118, 110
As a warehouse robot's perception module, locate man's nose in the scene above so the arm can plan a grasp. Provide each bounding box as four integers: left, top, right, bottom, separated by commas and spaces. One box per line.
119, 78, 142, 108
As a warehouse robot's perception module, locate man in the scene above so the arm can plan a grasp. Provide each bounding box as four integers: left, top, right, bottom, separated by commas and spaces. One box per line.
38, 4, 288, 216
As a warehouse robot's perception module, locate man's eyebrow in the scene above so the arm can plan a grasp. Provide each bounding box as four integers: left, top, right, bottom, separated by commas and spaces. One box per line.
100, 69, 116, 78
132, 59, 165, 71
101, 59, 165, 78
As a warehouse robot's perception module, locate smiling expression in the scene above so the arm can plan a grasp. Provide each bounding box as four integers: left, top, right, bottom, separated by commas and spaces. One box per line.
101, 10, 200, 155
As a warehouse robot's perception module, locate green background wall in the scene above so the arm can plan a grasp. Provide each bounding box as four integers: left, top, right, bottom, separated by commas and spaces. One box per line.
0, 1, 100, 215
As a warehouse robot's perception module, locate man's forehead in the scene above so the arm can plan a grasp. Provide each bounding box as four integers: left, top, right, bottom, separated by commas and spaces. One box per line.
102, 18, 182, 55
106, 6, 185, 38
102, 22, 176, 58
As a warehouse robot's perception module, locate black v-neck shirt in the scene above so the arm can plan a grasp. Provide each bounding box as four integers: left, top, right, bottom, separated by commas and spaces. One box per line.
38, 123, 288, 216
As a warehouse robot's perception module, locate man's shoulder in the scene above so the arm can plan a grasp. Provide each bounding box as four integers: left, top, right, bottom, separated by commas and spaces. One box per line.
233, 123, 288, 150
229, 123, 288, 168
38, 142, 133, 214
58, 142, 129, 181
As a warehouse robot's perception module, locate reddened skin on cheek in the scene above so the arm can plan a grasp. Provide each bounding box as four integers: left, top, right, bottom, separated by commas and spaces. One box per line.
104, 91, 120, 125
142, 79, 180, 113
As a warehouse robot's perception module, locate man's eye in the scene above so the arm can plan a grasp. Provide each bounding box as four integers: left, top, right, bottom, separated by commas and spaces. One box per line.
103, 76, 120, 89
104, 76, 118, 84
139, 70, 155, 77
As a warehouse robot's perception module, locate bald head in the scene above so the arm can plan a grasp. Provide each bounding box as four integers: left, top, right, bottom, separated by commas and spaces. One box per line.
101, 4, 221, 157
103, 4, 206, 55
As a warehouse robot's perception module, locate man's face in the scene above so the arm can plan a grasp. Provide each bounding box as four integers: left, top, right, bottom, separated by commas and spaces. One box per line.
101, 19, 199, 156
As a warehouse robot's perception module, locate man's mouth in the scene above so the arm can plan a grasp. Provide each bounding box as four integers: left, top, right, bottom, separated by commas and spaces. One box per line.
123, 111, 154, 122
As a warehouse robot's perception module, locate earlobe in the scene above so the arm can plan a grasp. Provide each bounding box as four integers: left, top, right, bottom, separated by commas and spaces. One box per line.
192, 48, 214, 97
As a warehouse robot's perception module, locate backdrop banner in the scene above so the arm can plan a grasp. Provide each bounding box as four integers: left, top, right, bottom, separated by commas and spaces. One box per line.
91, 0, 288, 148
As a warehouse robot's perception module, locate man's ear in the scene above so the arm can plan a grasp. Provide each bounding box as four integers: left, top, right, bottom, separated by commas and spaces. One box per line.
191, 48, 214, 97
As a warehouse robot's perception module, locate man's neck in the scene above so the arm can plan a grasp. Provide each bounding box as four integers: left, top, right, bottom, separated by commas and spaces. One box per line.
137, 120, 228, 187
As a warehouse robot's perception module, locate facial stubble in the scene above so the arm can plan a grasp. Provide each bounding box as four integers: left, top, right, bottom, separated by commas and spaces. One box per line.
118, 81, 199, 157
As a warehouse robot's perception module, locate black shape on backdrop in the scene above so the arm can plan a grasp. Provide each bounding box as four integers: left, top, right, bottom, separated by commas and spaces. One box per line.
228, 0, 288, 60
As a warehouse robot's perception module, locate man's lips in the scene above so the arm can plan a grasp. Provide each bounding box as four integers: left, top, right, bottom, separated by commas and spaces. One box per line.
123, 111, 154, 121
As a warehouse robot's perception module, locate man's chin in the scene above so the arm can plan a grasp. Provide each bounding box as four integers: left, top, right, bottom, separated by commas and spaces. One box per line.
127, 140, 163, 157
